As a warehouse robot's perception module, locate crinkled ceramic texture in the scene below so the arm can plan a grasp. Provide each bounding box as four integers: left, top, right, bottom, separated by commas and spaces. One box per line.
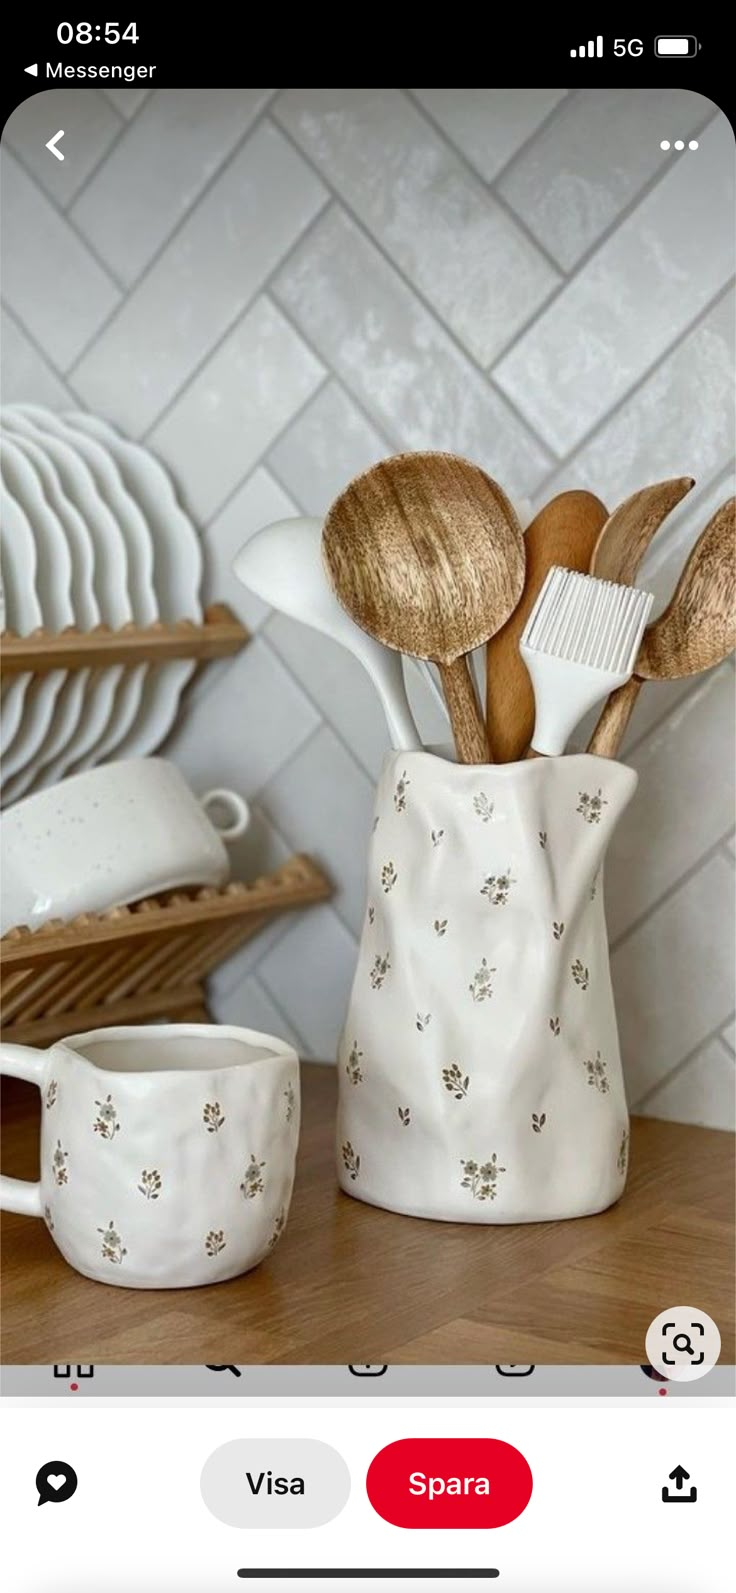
337, 751, 638, 1224
39, 1026, 300, 1288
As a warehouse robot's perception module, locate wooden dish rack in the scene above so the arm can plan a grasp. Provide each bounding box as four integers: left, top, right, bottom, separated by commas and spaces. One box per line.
1, 606, 332, 1041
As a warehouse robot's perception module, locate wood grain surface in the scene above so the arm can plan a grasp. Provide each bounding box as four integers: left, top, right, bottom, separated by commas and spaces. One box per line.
2, 1065, 733, 1365
589, 496, 736, 757
589, 476, 695, 585
322, 452, 525, 762
485, 490, 608, 763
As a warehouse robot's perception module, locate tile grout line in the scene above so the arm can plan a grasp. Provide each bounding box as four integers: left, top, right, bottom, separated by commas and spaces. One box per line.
631, 1010, 736, 1109
260, 615, 384, 786
62, 93, 283, 378
266, 126, 559, 465
527, 274, 736, 479
0, 299, 78, 400
3, 143, 127, 297
609, 827, 736, 953
247, 969, 313, 1058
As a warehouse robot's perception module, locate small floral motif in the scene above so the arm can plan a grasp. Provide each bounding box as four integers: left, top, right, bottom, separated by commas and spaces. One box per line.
398, 1106, 411, 1127
460, 1154, 506, 1201
469, 958, 495, 1003
284, 1084, 296, 1123
93, 1094, 120, 1139
442, 1063, 470, 1100
481, 869, 515, 907
45, 1080, 58, 1110
617, 1129, 629, 1175
203, 1101, 225, 1133
433, 918, 448, 937
368, 905, 375, 925
571, 959, 590, 990
44, 1204, 54, 1232
393, 771, 410, 813
584, 1050, 609, 1093
549, 1016, 561, 1036
473, 793, 494, 823
577, 789, 608, 825
532, 1113, 547, 1134
240, 1154, 266, 1199
552, 921, 565, 940
431, 828, 444, 847
138, 1168, 162, 1200
267, 1210, 287, 1251
346, 1042, 364, 1085
52, 1140, 69, 1186
538, 831, 548, 850
342, 1141, 360, 1181
416, 1012, 432, 1032
590, 873, 599, 902
205, 1229, 226, 1257
381, 861, 398, 893
370, 953, 391, 990
98, 1220, 127, 1265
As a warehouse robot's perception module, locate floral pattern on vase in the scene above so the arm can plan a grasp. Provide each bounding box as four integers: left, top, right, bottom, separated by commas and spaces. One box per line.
93, 1094, 120, 1139
138, 1169, 162, 1200
98, 1220, 127, 1264
337, 750, 637, 1225
205, 1229, 226, 1257
345, 1043, 364, 1085
45, 1080, 58, 1110
52, 1140, 69, 1185
240, 1155, 265, 1200
203, 1101, 225, 1133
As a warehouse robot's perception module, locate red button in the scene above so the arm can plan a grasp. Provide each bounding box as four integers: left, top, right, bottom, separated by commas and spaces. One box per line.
367, 1438, 532, 1529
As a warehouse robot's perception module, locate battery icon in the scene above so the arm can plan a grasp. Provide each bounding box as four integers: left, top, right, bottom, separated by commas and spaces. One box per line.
655, 35, 699, 56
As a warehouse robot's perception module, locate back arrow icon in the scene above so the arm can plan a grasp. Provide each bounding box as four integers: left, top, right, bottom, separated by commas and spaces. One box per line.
46, 130, 65, 161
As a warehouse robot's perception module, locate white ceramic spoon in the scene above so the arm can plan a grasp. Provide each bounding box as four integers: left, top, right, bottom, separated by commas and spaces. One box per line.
233, 517, 423, 751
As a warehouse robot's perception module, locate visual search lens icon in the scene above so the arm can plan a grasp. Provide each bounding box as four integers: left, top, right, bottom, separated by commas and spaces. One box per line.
645, 1307, 721, 1381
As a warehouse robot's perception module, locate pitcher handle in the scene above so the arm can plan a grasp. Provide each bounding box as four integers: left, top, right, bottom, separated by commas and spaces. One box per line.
0, 1043, 47, 1217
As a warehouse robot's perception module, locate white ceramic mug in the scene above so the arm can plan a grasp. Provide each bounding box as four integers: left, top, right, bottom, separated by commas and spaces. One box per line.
0, 1023, 299, 1288
0, 758, 250, 933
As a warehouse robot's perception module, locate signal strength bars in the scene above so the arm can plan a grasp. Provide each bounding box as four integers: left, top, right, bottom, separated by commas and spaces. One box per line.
570, 36, 603, 56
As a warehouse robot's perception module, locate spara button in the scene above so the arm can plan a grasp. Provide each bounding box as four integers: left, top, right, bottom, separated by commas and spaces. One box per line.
200, 1439, 350, 1528
367, 1438, 532, 1528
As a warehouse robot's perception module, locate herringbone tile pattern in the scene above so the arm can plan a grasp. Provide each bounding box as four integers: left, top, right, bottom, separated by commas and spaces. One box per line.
2, 88, 734, 1126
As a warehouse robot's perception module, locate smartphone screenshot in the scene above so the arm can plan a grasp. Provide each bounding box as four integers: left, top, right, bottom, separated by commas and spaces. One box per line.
1, 23, 734, 1591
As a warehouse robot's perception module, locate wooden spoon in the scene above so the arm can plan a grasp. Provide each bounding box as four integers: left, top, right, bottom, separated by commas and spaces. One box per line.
485, 490, 608, 763
590, 475, 695, 583
588, 496, 736, 758
322, 452, 524, 763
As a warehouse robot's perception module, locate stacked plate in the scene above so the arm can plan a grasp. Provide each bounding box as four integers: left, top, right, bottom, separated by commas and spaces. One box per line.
0, 405, 203, 807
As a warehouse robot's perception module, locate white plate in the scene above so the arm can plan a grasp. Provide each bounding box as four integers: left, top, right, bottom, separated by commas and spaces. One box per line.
2, 409, 141, 778
0, 488, 42, 761
0, 423, 100, 801
64, 411, 204, 764
0, 439, 73, 793
65, 411, 203, 621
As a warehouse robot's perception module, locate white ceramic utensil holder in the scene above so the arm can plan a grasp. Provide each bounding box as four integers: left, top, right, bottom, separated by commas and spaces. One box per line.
337, 751, 637, 1225
0, 1024, 299, 1288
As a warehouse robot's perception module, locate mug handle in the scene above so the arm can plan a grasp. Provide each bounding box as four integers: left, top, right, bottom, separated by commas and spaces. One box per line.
200, 788, 250, 842
0, 1043, 46, 1217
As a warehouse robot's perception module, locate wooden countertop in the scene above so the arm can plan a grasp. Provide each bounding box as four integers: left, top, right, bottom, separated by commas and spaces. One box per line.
1, 1064, 733, 1364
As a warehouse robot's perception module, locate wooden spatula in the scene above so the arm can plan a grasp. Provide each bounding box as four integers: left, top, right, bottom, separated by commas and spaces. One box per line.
485, 490, 608, 763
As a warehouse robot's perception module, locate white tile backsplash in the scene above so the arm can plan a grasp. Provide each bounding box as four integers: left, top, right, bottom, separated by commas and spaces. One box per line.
413, 89, 569, 184
2, 88, 733, 1122
1, 150, 120, 369
494, 114, 735, 455
498, 89, 709, 270
275, 88, 560, 366
274, 205, 552, 493
147, 295, 325, 517
70, 89, 273, 285
70, 121, 327, 435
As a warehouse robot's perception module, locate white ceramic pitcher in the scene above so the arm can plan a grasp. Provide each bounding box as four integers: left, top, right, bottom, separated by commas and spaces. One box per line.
0, 1023, 299, 1287
337, 751, 637, 1224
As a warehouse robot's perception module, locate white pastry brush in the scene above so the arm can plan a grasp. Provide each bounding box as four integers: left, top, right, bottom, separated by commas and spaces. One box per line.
520, 566, 654, 756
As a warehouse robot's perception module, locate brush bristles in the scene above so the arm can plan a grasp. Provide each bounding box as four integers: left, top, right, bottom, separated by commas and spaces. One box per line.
522, 567, 654, 674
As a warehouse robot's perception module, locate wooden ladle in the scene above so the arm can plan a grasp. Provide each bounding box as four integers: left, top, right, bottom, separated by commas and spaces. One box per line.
322, 452, 525, 763
590, 475, 695, 583
588, 496, 736, 758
